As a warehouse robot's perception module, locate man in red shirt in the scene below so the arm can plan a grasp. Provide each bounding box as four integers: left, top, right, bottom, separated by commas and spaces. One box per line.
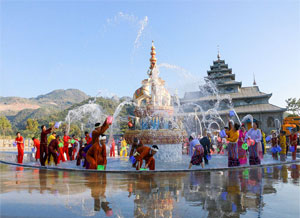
32, 137, 40, 161
63, 132, 71, 161
290, 129, 298, 160
15, 132, 24, 164
135, 145, 159, 170
40, 125, 54, 166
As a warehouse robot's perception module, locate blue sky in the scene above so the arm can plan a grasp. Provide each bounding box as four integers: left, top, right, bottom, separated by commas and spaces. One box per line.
0, 0, 299, 107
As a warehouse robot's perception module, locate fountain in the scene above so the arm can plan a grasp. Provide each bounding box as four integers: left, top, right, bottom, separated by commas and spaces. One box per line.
124, 41, 187, 162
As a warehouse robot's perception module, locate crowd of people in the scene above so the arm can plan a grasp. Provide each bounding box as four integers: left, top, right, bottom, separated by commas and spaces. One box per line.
187, 118, 299, 169
13, 115, 299, 171
14, 116, 160, 171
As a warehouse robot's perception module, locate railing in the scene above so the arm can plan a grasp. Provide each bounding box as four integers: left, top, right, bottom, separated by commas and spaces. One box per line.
0, 138, 34, 152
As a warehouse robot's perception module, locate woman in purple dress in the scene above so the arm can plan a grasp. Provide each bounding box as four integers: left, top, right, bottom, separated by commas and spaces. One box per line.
245, 122, 262, 165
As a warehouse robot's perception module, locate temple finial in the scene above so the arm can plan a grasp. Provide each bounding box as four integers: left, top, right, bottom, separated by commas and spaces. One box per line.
149, 40, 157, 71
253, 73, 257, 86
217, 45, 220, 60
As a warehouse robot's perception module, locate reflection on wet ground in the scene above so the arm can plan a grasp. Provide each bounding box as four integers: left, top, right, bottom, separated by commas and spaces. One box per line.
0, 163, 299, 217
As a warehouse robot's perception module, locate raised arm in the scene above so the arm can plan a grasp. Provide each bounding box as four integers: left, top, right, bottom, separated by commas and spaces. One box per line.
93, 120, 109, 138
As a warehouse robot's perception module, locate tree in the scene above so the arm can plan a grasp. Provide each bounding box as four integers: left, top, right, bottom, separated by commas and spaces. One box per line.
0, 116, 13, 136
26, 118, 39, 132
286, 98, 300, 116
69, 124, 81, 137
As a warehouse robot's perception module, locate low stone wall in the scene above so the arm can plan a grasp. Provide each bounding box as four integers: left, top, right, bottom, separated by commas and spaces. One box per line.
0, 138, 34, 152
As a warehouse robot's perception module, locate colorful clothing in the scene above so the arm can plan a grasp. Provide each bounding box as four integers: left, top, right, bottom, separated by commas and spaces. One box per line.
237, 130, 247, 165
86, 121, 109, 169
190, 144, 204, 166
246, 128, 262, 165
189, 138, 200, 157
15, 136, 24, 164
249, 142, 261, 165
120, 139, 128, 157
227, 130, 240, 167
33, 138, 40, 160
110, 139, 115, 157
289, 133, 298, 160
63, 135, 71, 161
135, 146, 155, 170
271, 137, 278, 160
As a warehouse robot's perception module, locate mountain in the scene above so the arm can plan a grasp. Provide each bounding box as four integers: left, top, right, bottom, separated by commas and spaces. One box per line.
0, 89, 134, 136
0, 89, 90, 116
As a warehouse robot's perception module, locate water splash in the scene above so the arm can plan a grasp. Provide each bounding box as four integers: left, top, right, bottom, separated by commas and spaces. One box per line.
241, 114, 254, 127
65, 103, 107, 134
134, 16, 148, 49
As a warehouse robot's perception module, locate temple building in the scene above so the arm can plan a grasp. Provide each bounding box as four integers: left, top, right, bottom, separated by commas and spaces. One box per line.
180, 51, 286, 134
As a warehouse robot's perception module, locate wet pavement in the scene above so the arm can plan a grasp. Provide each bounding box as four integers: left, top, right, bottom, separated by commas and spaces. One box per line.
1, 151, 299, 171
0, 163, 299, 218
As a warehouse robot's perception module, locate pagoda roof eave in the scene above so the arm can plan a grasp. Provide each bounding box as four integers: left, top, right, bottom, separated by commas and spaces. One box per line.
175, 103, 286, 116
180, 93, 272, 103
217, 82, 242, 87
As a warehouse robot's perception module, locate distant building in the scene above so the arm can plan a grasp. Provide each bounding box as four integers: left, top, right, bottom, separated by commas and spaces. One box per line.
180, 53, 286, 134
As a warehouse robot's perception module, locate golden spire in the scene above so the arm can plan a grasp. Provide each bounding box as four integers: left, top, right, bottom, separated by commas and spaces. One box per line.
150, 40, 157, 70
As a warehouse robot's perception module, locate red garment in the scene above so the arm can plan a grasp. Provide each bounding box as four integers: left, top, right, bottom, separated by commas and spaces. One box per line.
33, 138, 40, 160
86, 121, 109, 169
63, 146, 70, 161
110, 139, 115, 157
290, 133, 298, 160
15, 136, 24, 164
63, 135, 71, 160
57, 147, 65, 164
85, 136, 92, 145
135, 146, 155, 170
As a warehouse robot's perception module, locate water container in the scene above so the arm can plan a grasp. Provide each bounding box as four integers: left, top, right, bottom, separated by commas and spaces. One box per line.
106, 116, 113, 125
129, 156, 136, 164
276, 146, 282, 152
54, 121, 61, 129
221, 192, 227, 200
97, 165, 105, 170
206, 155, 211, 160
247, 139, 255, 146
290, 146, 295, 152
220, 130, 226, 138
265, 136, 271, 142
271, 147, 277, 153
13, 142, 17, 147
139, 168, 148, 171
242, 143, 248, 150
229, 110, 235, 117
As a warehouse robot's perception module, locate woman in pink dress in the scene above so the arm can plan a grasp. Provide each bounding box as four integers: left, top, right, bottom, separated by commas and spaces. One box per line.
237, 124, 247, 165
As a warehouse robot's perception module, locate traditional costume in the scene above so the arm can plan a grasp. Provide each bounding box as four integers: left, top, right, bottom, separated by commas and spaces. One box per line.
86, 121, 110, 169
227, 129, 240, 167
245, 128, 262, 165
15, 135, 24, 164
237, 129, 247, 165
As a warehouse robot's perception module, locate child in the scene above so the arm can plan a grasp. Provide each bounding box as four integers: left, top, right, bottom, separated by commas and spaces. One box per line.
279, 131, 287, 161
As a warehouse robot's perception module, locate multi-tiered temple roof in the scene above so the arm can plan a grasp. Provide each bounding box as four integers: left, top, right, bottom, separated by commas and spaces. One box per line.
181, 53, 285, 115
